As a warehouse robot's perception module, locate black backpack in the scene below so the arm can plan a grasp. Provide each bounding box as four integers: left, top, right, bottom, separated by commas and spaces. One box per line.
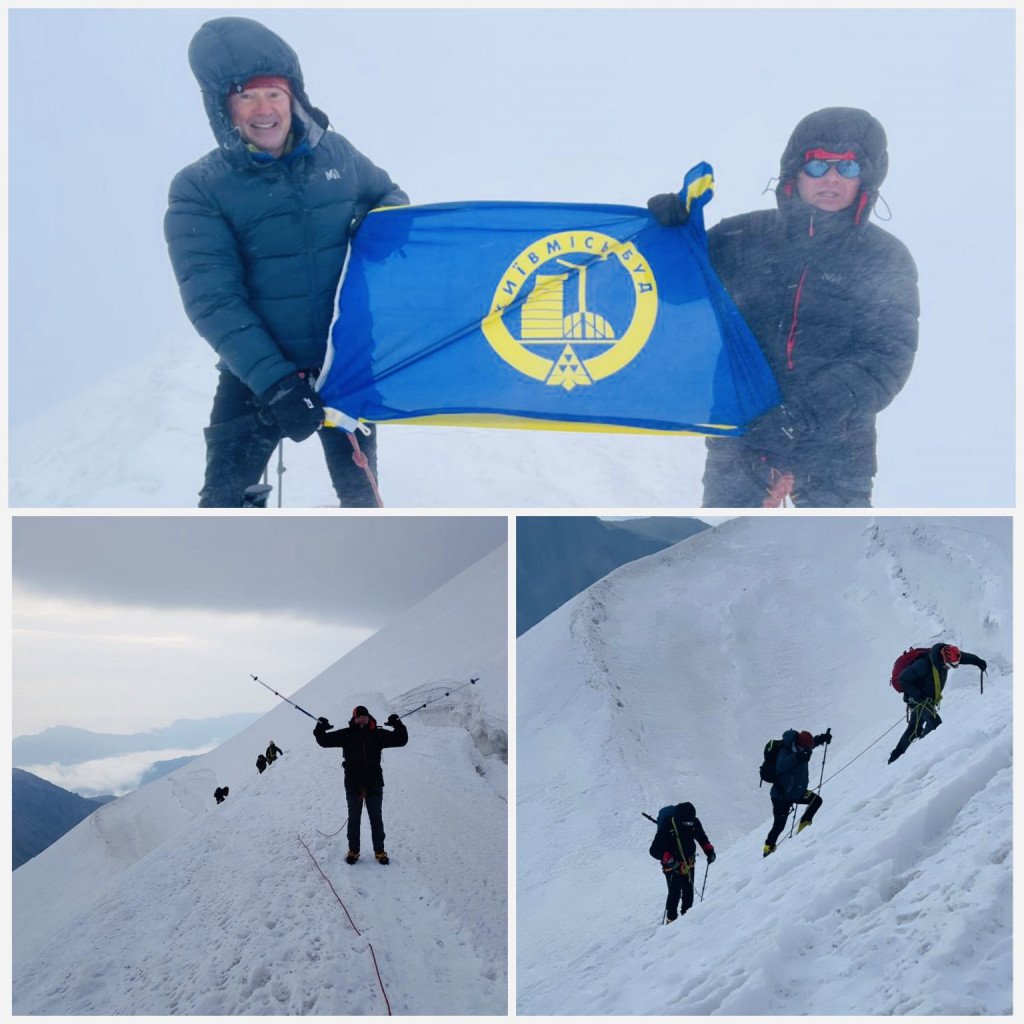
759, 739, 783, 785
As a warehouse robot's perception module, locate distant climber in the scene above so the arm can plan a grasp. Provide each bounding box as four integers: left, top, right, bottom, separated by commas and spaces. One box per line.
648, 802, 716, 923
256, 754, 268, 774
888, 644, 987, 764
763, 728, 831, 857
214, 786, 229, 804
266, 741, 284, 764
313, 706, 408, 865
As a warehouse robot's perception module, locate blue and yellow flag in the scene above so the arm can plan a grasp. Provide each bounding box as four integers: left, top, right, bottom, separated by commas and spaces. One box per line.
318, 163, 780, 435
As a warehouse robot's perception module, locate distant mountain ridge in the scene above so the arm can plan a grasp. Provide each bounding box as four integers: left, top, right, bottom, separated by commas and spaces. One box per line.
516, 516, 707, 635
13, 769, 114, 869
13, 713, 262, 766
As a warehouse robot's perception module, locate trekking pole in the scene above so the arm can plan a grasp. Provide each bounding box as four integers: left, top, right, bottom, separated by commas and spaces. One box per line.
642, 812, 657, 824
815, 727, 831, 795
276, 441, 285, 508
980, 668, 985, 695
250, 674, 318, 720
699, 859, 710, 902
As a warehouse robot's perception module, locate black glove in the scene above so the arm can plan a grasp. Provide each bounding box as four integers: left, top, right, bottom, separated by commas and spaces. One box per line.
259, 371, 325, 442
316, 717, 332, 730
386, 713, 401, 726
814, 729, 832, 746
744, 403, 814, 450
704, 846, 716, 864
978, 659, 988, 672
647, 193, 689, 227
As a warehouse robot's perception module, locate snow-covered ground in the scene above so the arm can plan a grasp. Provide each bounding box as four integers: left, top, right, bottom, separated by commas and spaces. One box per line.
517, 517, 1011, 1015
9, 335, 712, 509
13, 546, 508, 1015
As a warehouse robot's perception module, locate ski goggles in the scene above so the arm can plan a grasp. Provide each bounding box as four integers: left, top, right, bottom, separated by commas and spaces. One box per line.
801, 156, 861, 179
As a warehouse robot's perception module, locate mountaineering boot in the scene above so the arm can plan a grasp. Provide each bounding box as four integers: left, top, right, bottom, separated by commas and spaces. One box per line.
665, 914, 677, 924
763, 844, 775, 858
797, 820, 811, 834
887, 749, 902, 765
242, 483, 273, 509
345, 851, 359, 865
375, 850, 390, 865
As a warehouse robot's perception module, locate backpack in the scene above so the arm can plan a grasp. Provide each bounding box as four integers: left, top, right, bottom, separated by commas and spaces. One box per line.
891, 647, 928, 693
656, 805, 677, 830
759, 739, 783, 784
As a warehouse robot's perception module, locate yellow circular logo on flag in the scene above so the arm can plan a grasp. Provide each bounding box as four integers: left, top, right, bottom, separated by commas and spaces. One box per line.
481, 231, 658, 391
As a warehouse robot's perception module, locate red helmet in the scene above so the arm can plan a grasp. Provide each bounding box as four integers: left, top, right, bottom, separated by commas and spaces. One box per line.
796, 731, 814, 750
942, 645, 961, 667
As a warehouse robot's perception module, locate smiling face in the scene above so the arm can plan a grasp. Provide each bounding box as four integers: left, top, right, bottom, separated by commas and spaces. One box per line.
796, 165, 861, 213
227, 86, 292, 157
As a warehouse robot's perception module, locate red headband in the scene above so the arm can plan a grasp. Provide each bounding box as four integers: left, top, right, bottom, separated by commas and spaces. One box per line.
804, 148, 857, 162
234, 75, 292, 96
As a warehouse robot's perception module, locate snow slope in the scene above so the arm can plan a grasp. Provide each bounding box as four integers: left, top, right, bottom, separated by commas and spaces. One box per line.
517, 518, 1011, 1015
13, 546, 508, 1015
9, 336, 710, 508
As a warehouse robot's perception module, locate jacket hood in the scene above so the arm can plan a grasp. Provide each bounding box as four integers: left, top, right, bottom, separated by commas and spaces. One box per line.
188, 16, 329, 156
675, 802, 696, 822
777, 106, 889, 224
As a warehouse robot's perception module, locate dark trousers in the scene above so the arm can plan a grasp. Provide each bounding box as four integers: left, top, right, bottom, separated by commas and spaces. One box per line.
702, 442, 873, 508
663, 864, 695, 921
346, 785, 385, 854
766, 792, 823, 848
198, 369, 378, 507
892, 701, 942, 758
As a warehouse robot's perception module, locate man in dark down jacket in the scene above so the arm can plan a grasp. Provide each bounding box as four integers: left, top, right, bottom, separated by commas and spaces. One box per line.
314, 705, 408, 865
763, 728, 831, 857
649, 801, 716, 923
888, 643, 987, 764
165, 17, 408, 507
649, 107, 919, 507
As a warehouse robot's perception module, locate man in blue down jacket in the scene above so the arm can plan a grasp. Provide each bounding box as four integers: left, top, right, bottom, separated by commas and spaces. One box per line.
763, 728, 831, 857
649, 107, 919, 507
165, 17, 408, 507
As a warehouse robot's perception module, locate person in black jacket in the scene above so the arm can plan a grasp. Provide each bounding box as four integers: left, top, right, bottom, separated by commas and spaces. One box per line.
648, 107, 919, 507
165, 17, 408, 507
256, 753, 268, 774
648, 802, 716, 923
265, 741, 284, 765
763, 728, 831, 857
314, 705, 408, 864
888, 644, 987, 764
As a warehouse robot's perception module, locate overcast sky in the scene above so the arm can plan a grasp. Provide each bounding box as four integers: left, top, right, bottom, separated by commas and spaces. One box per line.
12, 516, 506, 735
7, 6, 1015, 505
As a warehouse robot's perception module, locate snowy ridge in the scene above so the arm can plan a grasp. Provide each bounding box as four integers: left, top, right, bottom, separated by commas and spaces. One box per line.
518, 518, 1010, 1014
14, 547, 507, 1014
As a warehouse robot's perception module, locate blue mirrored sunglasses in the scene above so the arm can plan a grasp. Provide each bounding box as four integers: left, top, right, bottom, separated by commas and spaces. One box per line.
802, 158, 861, 179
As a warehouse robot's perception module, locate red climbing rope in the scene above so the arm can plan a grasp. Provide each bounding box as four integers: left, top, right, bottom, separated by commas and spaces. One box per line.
348, 432, 384, 508
762, 468, 795, 508
296, 833, 393, 1015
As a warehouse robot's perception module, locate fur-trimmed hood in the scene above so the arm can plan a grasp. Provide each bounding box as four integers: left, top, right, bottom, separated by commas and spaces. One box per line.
777, 106, 889, 224
187, 16, 329, 158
